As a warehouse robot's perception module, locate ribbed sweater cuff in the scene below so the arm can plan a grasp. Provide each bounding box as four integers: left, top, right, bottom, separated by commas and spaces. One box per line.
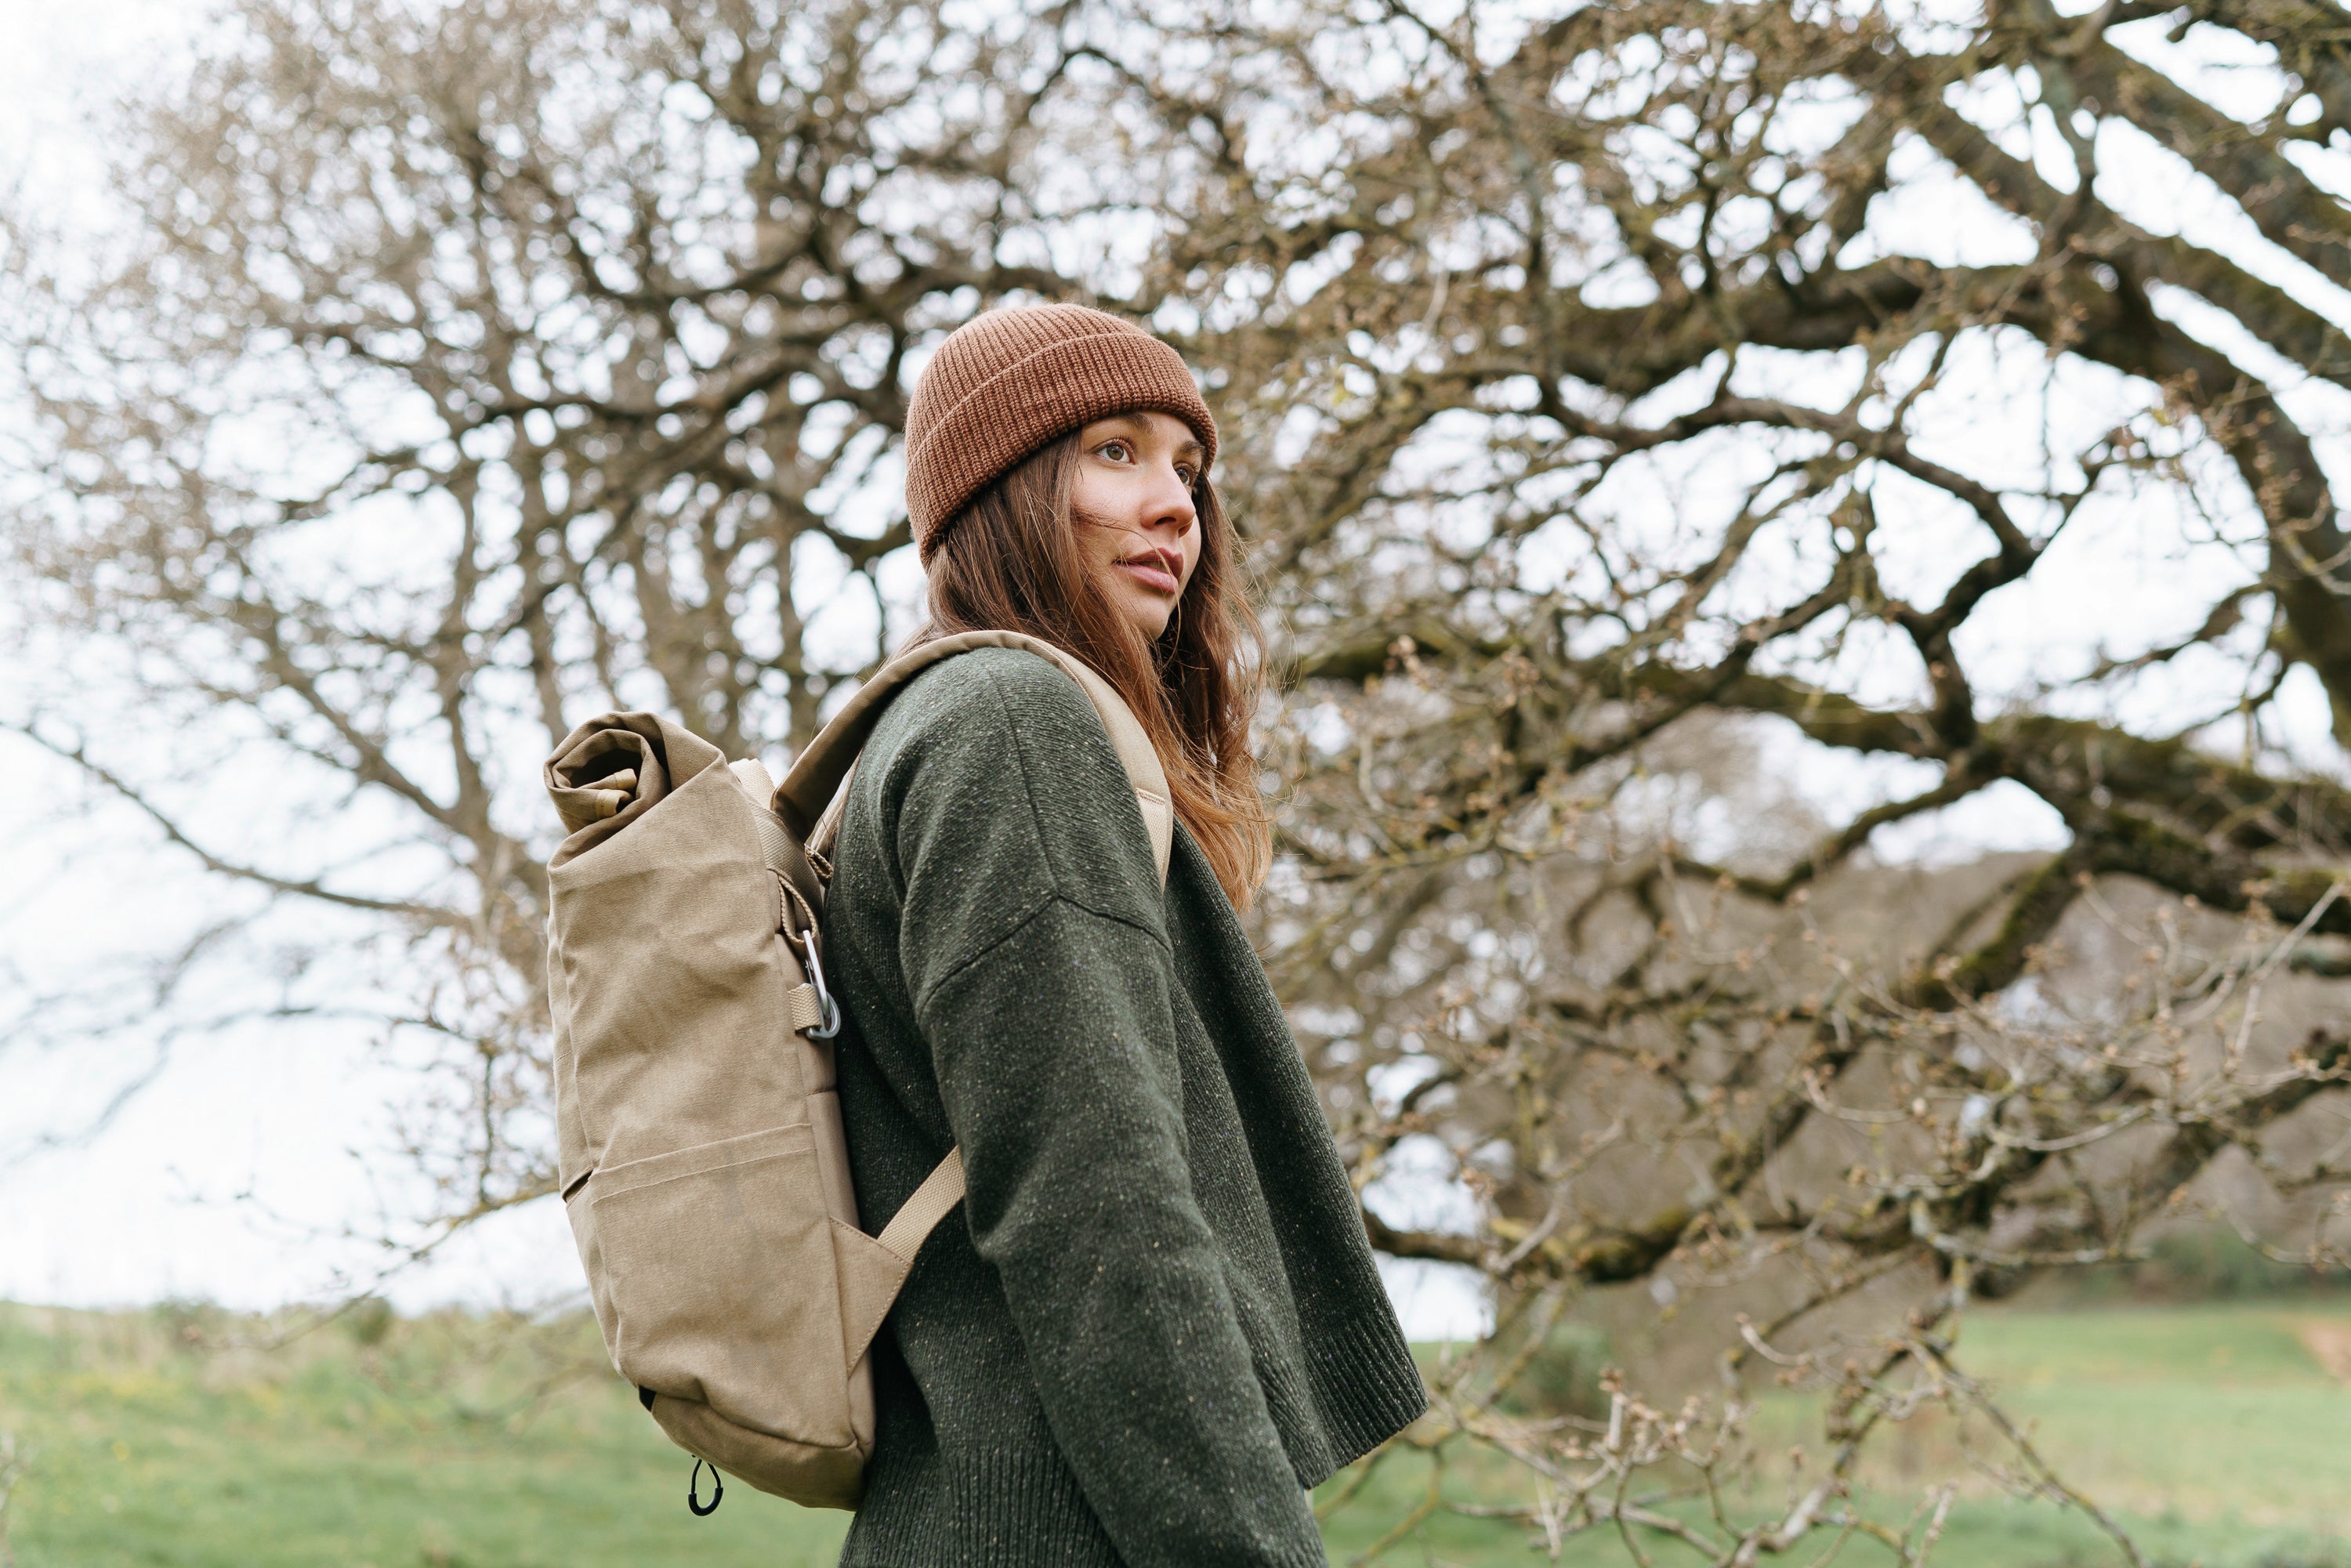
1300, 1309, 1430, 1480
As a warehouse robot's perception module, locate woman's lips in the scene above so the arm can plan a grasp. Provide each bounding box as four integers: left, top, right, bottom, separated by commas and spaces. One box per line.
1117, 557, 1179, 595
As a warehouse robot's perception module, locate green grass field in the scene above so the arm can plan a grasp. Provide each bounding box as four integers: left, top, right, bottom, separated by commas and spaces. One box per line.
2, 1298, 2347, 1566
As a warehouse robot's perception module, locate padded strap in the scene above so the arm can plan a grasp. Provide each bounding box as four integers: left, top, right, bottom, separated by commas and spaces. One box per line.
727, 757, 776, 798
807, 760, 857, 864
874, 1147, 967, 1264
774, 630, 1173, 886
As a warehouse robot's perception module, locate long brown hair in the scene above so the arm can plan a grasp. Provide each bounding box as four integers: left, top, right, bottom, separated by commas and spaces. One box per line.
913, 431, 1273, 907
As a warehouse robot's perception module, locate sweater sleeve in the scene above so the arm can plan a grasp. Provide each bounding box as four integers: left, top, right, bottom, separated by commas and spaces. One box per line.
886, 655, 1328, 1568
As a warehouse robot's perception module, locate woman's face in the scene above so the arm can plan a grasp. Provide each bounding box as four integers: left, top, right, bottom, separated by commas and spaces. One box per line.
1070, 411, 1204, 641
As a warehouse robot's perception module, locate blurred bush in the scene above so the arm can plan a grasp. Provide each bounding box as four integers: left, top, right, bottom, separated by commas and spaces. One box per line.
2043, 1223, 2351, 1304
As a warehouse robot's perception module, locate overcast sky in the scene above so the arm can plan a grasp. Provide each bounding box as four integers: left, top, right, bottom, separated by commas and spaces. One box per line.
0, 0, 594, 1318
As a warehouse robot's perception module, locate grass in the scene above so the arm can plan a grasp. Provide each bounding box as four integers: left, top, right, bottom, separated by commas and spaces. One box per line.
1319, 1302, 2351, 1567
1902, 1304, 2351, 1526
2, 1298, 2347, 1566
0, 1303, 849, 1567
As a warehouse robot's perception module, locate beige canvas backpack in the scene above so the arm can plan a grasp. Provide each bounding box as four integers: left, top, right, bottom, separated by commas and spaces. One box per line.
541, 631, 1171, 1514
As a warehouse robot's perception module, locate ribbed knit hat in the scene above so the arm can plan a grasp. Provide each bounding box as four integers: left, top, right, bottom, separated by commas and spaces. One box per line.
904, 304, 1218, 561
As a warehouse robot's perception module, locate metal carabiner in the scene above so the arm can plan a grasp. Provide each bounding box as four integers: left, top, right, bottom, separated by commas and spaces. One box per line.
798, 926, 842, 1039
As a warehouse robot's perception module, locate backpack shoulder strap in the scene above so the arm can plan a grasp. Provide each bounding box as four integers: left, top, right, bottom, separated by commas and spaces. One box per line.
774, 631, 1178, 1266
774, 629, 1173, 885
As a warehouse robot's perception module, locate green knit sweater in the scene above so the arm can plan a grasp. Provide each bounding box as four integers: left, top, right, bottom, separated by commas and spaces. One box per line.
825, 648, 1426, 1567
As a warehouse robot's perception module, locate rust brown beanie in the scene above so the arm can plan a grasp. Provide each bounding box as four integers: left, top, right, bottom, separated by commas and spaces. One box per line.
904, 304, 1218, 562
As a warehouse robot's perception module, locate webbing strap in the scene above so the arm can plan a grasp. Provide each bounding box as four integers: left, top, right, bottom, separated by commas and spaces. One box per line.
874, 1147, 966, 1265
784, 983, 826, 1034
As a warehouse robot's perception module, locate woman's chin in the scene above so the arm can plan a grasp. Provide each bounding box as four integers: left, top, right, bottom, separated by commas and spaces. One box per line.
1115, 590, 1176, 641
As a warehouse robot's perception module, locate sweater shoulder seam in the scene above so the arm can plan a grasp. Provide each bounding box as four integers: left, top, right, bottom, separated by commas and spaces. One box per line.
889, 658, 1168, 1008
918, 891, 1174, 1009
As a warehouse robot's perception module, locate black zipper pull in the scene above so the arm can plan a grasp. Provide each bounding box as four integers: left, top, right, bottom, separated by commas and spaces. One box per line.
688, 1457, 723, 1517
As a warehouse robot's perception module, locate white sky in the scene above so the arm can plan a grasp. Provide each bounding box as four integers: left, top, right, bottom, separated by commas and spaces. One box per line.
0, 0, 578, 1316
3, 0, 2348, 1342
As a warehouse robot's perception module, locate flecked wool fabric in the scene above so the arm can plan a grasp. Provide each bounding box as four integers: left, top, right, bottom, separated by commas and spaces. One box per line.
904, 305, 1219, 561
824, 648, 1427, 1567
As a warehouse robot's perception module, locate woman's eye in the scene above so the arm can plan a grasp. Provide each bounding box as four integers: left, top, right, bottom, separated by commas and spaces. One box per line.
1176, 466, 1197, 486
1099, 440, 1131, 462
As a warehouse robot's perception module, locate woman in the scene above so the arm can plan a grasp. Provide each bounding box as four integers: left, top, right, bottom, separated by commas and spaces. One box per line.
824, 304, 1426, 1567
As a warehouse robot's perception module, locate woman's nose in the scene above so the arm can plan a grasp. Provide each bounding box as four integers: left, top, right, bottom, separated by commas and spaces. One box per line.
1147, 467, 1197, 534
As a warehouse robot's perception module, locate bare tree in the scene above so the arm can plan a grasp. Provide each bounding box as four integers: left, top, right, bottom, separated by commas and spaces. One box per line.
1125, 0, 2351, 1557
9, 0, 2351, 1559
5, 0, 1089, 1248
